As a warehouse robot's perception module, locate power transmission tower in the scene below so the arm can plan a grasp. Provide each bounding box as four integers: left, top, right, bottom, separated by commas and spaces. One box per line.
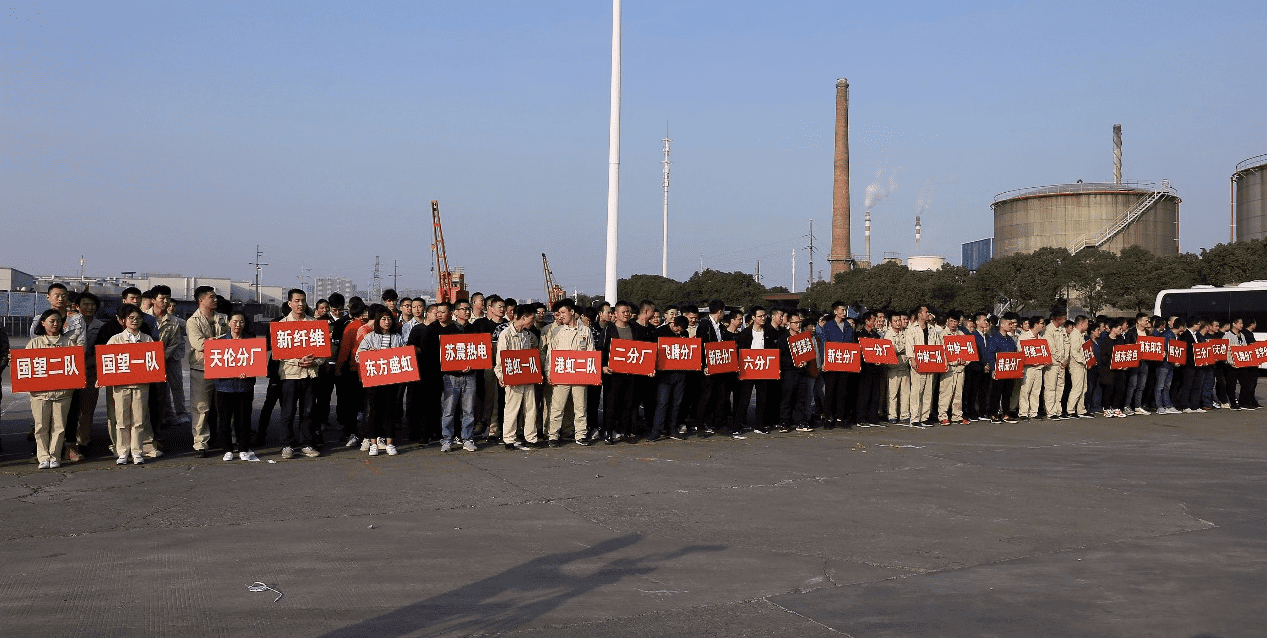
371, 256, 382, 301
805, 220, 817, 289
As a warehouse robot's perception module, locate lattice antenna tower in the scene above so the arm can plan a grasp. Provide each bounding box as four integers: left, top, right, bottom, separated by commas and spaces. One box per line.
371, 256, 382, 301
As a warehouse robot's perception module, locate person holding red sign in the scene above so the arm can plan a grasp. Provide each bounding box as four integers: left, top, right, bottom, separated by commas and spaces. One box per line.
649, 316, 692, 441
356, 307, 405, 456
819, 301, 855, 429
1042, 308, 1070, 420
734, 306, 776, 436
853, 311, 886, 426
1222, 317, 1250, 410
495, 305, 541, 450
1017, 316, 1047, 421
936, 311, 970, 425
107, 305, 155, 465
276, 289, 325, 459
983, 312, 1020, 423
543, 299, 595, 448
776, 310, 817, 432
27, 310, 80, 468
213, 310, 261, 462
905, 305, 939, 426
1122, 314, 1154, 416
1096, 318, 1130, 418
882, 311, 911, 425
600, 300, 650, 444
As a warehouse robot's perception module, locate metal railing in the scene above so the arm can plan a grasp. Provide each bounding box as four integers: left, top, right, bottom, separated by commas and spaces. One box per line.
1234, 154, 1267, 175
1066, 180, 1173, 254
992, 180, 1171, 205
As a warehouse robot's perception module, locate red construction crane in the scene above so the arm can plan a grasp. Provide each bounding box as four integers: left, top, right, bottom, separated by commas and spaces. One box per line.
431, 200, 468, 303
542, 253, 565, 305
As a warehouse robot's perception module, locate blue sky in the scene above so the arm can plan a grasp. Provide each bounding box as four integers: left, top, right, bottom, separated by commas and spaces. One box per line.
4, 1, 1265, 300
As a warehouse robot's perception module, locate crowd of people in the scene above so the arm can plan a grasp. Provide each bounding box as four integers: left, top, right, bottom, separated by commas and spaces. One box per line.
0, 282, 1261, 469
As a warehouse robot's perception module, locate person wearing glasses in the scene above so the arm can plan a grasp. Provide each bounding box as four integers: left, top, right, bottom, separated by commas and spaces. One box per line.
106, 305, 155, 465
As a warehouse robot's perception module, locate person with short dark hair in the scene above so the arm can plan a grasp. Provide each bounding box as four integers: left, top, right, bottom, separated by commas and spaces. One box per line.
820, 301, 855, 428
984, 312, 1020, 422
543, 298, 595, 447
648, 315, 691, 441
600, 300, 644, 443
275, 289, 325, 459
214, 309, 260, 462
495, 304, 541, 450
335, 298, 369, 445
108, 304, 155, 465
777, 310, 815, 432
185, 285, 228, 456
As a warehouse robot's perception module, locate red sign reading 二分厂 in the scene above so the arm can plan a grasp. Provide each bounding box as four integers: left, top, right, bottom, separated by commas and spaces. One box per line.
608, 339, 656, 375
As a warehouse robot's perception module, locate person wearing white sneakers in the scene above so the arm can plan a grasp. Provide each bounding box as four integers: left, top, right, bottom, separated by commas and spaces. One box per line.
356, 306, 404, 457
106, 305, 154, 465
215, 310, 261, 462
27, 309, 80, 469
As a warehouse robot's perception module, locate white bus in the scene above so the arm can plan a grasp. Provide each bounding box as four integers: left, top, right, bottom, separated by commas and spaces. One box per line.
1154, 281, 1267, 369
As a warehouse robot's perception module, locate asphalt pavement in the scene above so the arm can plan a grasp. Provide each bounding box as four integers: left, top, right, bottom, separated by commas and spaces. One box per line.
1, 380, 1264, 637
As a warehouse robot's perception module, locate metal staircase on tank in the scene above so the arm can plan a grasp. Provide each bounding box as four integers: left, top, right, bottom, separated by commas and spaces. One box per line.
1067, 180, 1170, 255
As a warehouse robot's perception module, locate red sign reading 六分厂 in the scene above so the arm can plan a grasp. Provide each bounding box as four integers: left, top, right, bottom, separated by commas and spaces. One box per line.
821, 342, 861, 373
500, 349, 543, 386
439, 333, 493, 371
656, 337, 701, 371
359, 346, 420, 387
738, 349, 780, 381
704, 341, 739, 374
205, 338, 269, 379
9, 347, 86, 393
270, 321, 332, 360
96, 342, 167, 387
608, 339, 656, 375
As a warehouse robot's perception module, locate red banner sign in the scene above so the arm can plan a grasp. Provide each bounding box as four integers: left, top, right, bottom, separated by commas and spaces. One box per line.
821, 342, 862, 372
1136, 336, 1165, 361
608, 338, 656, 375
270, 321, 332, 360
1110, 344, 1140, 369
860, 338, 899, 365
1083, 340, 1097, 368
1020, 339, 1052, 366
1166, 340, 1186, 365
439, 333, 493, 371
942, 334, 978, 362
1229, 344, 1259, 368
205, 338, 269, 379
992, 352, 1025, 379
787, 331, 817, 365
500, 349, 543, 386
359, 346, 420, 387
9, 347, 86, 393
738, 349, 780, 380
704, 341, 739, 374
549, 350, 601, 385
1207, 338, 1229, 361
1254, 342, 1267, 364
657, 337, 702, 371
1192, 342, 1218, 367
912, 345, 948, 374
97, 341, 166, 387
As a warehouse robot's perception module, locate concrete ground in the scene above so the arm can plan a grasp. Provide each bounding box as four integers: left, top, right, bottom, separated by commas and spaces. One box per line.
1, 380, 1264, 638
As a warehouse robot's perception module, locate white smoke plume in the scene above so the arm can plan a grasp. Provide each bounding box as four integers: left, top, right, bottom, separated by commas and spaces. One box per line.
863, 168, 899, 209
915, 178, 934, 215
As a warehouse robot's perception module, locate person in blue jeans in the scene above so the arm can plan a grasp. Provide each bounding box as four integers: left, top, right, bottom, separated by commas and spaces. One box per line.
440, 301, 479, 452
1154, 319, 1180, 414
649, 316, 690, 441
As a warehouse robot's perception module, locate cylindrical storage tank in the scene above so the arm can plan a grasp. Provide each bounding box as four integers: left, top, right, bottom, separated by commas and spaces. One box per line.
907, 255, 946, 271
1234, 155, 1267, 242
991, 181, 1180, 258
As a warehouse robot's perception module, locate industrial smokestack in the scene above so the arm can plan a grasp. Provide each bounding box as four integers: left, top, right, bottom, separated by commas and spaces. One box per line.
864, 210, 872, 265
828, 78, 852, 275
915, 215, 922, 248
1113, 123, 1122, 184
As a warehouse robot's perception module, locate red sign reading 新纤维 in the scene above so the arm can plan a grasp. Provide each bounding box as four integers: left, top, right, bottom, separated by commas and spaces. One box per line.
656, 337, 701, 371
608, 338, 656, 375
912, 345, 947, 374
859, 338, 898, 365
942, 335, 978, 362
549, 350, 602, 385
500, 349, 543, 386
704, 341, 739, 374
738, 349, 780, 381
821, 342, 861, 373
9, 347, 86, 393
270, 321, 332, 360
359, 346, 421, 388
205, 338, 269, 379
97, 342, 167, 387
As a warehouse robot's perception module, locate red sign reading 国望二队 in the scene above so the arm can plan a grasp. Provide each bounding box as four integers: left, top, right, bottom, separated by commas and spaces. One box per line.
96, 341, 167, 387
9, 347, 86, 393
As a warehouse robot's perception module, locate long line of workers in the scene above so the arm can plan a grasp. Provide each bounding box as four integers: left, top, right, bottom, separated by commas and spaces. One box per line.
4, 282, 1262, 469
